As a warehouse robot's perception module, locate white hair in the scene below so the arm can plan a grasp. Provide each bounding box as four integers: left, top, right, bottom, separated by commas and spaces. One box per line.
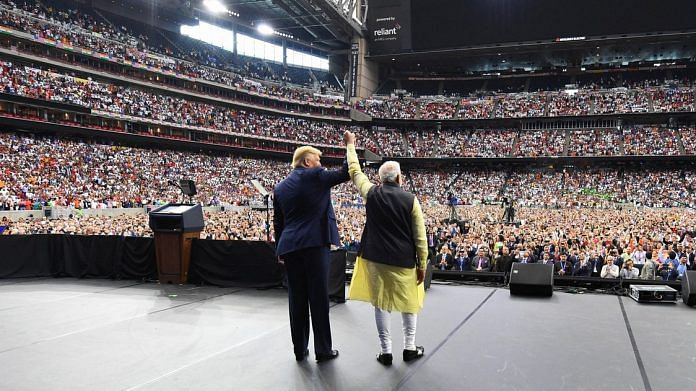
378, 161, 401, 184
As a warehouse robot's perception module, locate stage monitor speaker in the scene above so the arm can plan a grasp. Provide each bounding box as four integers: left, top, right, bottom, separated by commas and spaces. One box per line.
509, 263, 554, 297
682, 270, 696, 306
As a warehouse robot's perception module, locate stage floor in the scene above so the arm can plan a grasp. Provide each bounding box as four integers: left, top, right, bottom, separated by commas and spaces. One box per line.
0, 278, 695, 391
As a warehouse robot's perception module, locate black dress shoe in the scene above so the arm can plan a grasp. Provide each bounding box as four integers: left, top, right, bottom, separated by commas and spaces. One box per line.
295, 349, 309, 361
403, 346, 425, 362
376, 353, 393, 366
316, 349, 339, 362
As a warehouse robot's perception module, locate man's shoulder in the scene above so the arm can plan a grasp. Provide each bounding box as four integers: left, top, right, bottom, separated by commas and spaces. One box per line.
292, 167, 326, 180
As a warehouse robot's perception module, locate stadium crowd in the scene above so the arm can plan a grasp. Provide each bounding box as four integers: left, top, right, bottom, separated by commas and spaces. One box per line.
369, 126, 690, 158
0, 0, 346, 107
2, 130, 694, 282
0, 60, 361, 147
566, 129, 623, 156
4, 202, 695, 281
1, 0, 694, 129
354, 80, 694, 120
2, 132, 693, 212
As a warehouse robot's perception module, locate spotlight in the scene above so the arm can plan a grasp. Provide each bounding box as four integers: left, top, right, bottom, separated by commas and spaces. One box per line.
257, 24, 274, 35
203, 0, 227, 13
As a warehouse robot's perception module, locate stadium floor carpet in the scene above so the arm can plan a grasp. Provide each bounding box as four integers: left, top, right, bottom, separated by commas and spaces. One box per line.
0, 278, 694, 391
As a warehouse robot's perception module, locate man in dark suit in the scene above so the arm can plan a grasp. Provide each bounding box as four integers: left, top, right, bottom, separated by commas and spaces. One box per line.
539, 252, 554, 267
588, 251, 603, 277
572, 256, 592, 277
493, 246, 514, 274
471, 248, 490, 272
435, 246, 454, 270
274, 144, 348, 363
517, 250, 534, 264
554, 253, 572, 276
453, 250, 470, 271
567, 249, 580, 265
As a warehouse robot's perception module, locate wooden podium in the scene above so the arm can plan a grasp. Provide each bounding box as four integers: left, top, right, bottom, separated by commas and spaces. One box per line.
148, 204, 204, 284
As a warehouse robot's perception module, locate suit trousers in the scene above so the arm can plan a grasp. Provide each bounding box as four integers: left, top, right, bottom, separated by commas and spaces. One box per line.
284, 246, 332, 356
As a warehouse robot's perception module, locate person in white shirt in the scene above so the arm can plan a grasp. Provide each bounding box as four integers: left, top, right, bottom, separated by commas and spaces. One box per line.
631, 247, 646, 265
601, 256, 619, 278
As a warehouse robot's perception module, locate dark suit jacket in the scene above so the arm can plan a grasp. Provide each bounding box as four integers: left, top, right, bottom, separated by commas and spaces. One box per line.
273, 163, 348, 256
554, 261, 572, 275
572, 261, 592, 277
493, 255, 514, 273
660, 269, 679, 281
435, 253, 454, 270
471, 256, 490, 271
588, 258, 603, 277
452, 256, 470, 271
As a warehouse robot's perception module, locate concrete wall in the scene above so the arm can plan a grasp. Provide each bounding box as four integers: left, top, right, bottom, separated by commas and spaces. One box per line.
355, 37, 380, 99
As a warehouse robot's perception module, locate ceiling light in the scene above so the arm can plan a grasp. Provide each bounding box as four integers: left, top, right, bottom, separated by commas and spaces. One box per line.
257, 24, 274, 35
203, 0, 227, 13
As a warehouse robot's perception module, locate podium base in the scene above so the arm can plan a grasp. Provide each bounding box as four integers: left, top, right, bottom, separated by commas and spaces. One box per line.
154, 231, 200, 285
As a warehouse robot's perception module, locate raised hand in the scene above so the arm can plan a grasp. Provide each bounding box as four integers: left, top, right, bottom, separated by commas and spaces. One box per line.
343, 130, 356, 145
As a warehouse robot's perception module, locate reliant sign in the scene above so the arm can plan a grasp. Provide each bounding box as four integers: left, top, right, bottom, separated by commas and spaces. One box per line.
367, 0, 411, 54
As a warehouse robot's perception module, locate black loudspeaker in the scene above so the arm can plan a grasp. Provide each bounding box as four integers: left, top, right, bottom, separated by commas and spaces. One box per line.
682, 271, 696, 306
509, 263, 554, 297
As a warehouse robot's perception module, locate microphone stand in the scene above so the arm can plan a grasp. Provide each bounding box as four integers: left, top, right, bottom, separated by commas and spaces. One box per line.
264, 193, 271, 242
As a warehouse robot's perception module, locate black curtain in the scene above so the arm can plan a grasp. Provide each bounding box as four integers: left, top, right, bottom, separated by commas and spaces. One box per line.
58, 235, 123, 278
0, 235, 156, 279
117, 237, 157, 280
0, 235, 55, 277
0, 236, 344, 294
189, 239, 283, 288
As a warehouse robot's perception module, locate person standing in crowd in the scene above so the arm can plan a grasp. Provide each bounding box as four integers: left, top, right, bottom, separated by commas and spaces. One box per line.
631, 246, 647, 265
677, 255, 689, 279
640, 251, 659, 280
345, 131, 428, 366
588, 251, 603, 277
273, 143, 349, 363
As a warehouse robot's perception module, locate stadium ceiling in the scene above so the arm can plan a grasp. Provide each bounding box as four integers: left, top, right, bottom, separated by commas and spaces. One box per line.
91, 0, 362, 52
374, 32, 696, 76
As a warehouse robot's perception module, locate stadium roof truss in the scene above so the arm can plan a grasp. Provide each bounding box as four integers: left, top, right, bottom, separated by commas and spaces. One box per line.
219, 0, 366, 50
